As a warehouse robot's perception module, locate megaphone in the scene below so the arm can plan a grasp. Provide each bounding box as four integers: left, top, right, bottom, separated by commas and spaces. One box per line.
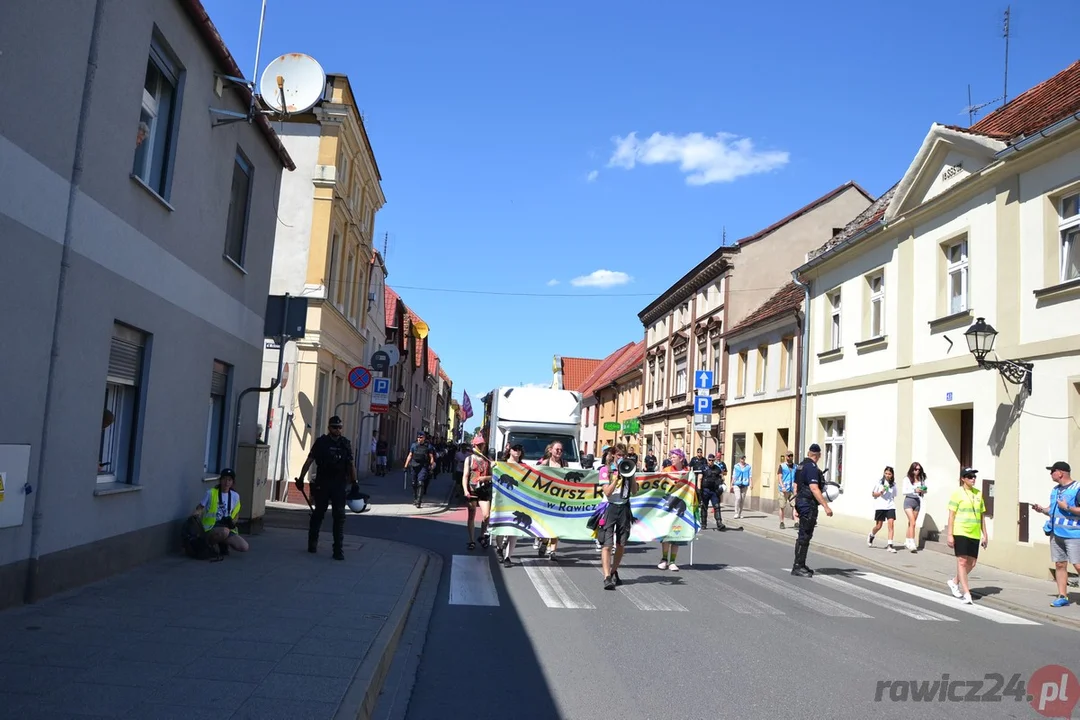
617, 458, 637, 479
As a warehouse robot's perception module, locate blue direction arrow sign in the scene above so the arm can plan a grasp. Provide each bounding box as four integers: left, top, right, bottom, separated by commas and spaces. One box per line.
694, 395, 712, 415
695, 370, 713, 390
348, 366, 372, 390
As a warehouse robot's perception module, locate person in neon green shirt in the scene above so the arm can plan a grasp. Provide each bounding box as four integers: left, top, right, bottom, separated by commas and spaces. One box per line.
946, 468, 987, 605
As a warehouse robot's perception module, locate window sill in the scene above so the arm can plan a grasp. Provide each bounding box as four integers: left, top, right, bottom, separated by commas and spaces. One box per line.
753, 391, 767, 397
94, 482, 143, 497
928, 309, 973, 334
130, 174, 176, 212
854, 335, 888, 353
1034, 277, 1080, 302
817, 348, 843, 363
223, 254, 248, 275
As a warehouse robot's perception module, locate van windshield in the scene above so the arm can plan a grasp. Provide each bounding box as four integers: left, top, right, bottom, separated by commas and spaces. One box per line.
506, 433, 579, 463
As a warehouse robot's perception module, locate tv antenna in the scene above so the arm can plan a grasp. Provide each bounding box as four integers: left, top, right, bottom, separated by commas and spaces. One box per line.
210, 0, 327, 127
959, 6, 1012, 126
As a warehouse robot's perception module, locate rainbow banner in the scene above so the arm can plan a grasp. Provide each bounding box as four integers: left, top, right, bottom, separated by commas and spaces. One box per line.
488, 463, 699, 543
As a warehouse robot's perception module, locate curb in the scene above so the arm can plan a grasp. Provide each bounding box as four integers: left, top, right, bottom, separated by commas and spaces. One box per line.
335, 547, 439, 720
735, 520, 1080, 632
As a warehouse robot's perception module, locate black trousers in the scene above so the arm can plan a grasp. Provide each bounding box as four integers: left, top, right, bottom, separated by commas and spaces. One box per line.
309, 482, 347, 551
795, 500, 818, 543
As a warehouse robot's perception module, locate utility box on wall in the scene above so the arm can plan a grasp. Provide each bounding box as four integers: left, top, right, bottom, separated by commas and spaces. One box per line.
982, 478, 995, 517
235, 443, 270, 534
0, 445, 32, 528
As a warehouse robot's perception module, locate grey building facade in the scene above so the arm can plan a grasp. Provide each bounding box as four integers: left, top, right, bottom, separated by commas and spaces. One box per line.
0, 0, 294, 607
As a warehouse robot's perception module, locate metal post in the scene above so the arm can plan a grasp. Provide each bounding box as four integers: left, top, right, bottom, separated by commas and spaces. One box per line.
263, 293, 289, 444
249, 0, 268, 121
233, 379, 279, 468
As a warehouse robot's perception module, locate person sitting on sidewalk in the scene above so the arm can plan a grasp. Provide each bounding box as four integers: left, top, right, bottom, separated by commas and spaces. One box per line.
1032, 461, 1079, 608
191, 469, 249, 555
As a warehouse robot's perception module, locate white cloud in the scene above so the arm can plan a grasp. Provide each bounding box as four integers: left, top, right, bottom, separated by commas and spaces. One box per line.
586, 170, 599, 183
546, 279, 560, 286
607, 131, 789, 185
570, 269, 632, 288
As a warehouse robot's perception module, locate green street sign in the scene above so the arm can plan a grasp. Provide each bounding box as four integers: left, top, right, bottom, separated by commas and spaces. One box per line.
602, 421, 621, 431
621, 418, 640, 434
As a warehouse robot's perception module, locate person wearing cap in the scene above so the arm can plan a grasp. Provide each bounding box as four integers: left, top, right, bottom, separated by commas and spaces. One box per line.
1032, 461, 1078, 608
297, 415, 356, 560
192, 468, 249, 554
699, 454, 725, 531
791, 444, 832, 577
945, 467, 987, 604
404, 430, 437, 508
643, 448, 657, 473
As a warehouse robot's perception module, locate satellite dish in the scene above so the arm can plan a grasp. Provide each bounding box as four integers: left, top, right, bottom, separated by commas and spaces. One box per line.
259, 53, 326, 114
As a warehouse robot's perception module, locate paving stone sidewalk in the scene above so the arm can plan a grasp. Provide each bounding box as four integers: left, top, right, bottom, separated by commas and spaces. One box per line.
723, 502, 1080, 629
0, 527, 435, 719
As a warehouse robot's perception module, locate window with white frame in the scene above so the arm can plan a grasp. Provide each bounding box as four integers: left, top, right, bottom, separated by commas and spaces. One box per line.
315, 370, 329, 432
828, 290, 842, 350
657, 359, 666, 399
946, 238, 969, 314
822, 417, 844, 485
1060, 192, 1080, 282
711, 340, 721, 383
342, 250, 355, 316
868, 271, 885, 338
224, 149, 253, 266
697, 344, 708, 376
204, 361, 230, 474
674, 355, 688, 395
647, 360, 655, 402
781, 337, 794, 389
133, 35, 181, 198
755, 345, 768, 393
99, 323, 148, 484
737, 351, 747, 397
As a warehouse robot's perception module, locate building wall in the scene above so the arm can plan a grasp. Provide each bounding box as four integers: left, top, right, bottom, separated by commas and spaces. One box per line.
0, 0, 286, 605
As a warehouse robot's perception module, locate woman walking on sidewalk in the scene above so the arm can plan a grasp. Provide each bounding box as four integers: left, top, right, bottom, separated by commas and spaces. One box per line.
462, 436, 493, 552
946, 468, 987, 605
902, 462, 928, 552
868, 466, 898, 553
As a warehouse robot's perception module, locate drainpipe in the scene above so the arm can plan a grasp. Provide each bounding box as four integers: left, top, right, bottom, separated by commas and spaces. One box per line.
994, 111, 1080, 160
791, 271, 811, 458
25, 0, 108, 604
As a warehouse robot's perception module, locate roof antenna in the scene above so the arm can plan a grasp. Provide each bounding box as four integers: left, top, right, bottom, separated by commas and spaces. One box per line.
1002, 5, 1011, 106
382, 231, 389, 260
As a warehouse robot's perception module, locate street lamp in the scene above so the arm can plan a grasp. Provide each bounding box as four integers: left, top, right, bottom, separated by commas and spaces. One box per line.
963, 317, 1033, 393
389, 385, 406, 407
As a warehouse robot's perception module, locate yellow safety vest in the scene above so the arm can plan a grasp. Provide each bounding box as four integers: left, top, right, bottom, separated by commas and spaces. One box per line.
202, 488, 240, 534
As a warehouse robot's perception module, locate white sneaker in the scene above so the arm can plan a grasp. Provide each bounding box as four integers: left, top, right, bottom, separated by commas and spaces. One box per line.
867, 533, 874, 547
657, 560, 669, 570
668, 563, 680, 572
947, 578, 962, 598
961, 593, 973, 605
887, 544, 897, 553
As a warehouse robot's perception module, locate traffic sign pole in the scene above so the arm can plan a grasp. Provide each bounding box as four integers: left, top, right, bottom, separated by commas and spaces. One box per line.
263, 292, 291, 444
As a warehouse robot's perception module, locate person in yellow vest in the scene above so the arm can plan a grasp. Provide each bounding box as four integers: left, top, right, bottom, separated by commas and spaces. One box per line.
946, 467, 986, 605
192, 468, 249, 555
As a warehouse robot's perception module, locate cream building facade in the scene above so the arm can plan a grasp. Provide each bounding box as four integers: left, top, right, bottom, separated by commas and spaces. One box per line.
259, 74, 386, 500
795, 61, 1080, 579
722, 284, 803, 513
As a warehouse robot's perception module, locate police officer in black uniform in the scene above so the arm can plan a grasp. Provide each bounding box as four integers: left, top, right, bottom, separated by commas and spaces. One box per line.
791, 443, 833, 577
296, 415, 356, 560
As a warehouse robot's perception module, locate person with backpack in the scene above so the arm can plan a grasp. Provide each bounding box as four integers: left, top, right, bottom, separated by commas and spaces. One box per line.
189, 468, 249, 556
297, 415, 356, 561
404, 430, 436, 508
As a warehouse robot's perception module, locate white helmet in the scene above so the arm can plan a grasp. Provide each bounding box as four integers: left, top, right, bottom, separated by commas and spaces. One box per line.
821, 481, 843, 503
346, 484, 370, 514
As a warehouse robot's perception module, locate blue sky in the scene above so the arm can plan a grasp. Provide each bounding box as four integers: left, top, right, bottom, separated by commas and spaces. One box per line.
205, 0, 1076, 418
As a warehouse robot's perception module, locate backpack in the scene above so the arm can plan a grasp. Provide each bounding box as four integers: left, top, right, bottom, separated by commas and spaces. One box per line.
411, 442, 431, 468
181, 516, 215, 560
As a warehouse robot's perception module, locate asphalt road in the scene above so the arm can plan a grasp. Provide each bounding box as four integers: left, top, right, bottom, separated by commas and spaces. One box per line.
350, 495, 1080, 720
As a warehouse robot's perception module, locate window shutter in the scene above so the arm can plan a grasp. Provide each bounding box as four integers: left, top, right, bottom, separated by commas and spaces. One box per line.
107, 338, 143, 385
211, 361, 229, 397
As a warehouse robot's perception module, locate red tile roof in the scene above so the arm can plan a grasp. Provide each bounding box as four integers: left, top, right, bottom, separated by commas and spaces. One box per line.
560, 357, 603, 392
806, 184, 898, 262
734, 181, 873, 247
406, 306, 427, 368
970, 60, 1080, 139
605, 341, 645, 383
580, 342, 639, 397
427, 348, 438, 375
384, 286, 399, 328
438, 367, 451, 385
725, 282, 805, 337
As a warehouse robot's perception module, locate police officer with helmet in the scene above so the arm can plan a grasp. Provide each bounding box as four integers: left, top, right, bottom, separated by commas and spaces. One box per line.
791, 443, 833, 577
296, 415, 356, 560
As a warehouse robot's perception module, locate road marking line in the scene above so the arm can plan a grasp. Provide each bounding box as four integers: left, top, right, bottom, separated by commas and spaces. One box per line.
519, 558, 595, 609
586, 561, 688, 612
727, 567, 871, 617
812, 574, 958, 621
691, 572, 784, 615
448, 555, 499, 606
853, 571, 1040, 625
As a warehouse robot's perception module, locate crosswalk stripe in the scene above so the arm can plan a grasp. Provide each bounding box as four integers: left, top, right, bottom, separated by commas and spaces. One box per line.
519, 558, 595, 609
854, 571, 1040, 625
586, 561, 689, 612
449, 555, 500, 606
690, 572, 784, 615
727, 567, 871, 618
812, 574, 958, 621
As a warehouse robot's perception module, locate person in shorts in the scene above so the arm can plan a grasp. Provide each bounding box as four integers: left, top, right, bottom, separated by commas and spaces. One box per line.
1032, 461, 1079, 608
867, 466, 898, 553
946, 468, 987, 605
600, 444, 637, 590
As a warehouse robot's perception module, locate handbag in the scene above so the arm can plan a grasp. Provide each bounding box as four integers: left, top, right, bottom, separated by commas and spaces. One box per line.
586, 501, 608, 531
